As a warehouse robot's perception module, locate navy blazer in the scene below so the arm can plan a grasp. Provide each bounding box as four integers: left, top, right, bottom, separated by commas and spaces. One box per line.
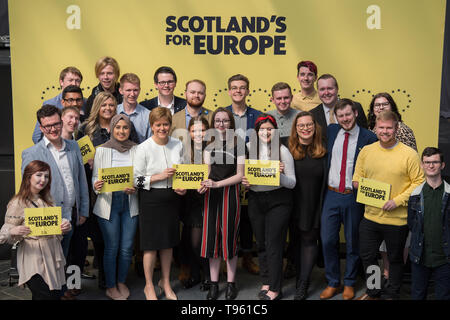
21, 139, 90, 222
326, 123, 377, 173
226, 105, 262, 143
310, 101, 368, 141
139, 95, 187, 114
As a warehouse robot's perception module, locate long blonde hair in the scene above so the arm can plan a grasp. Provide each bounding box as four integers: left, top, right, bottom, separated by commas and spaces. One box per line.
82, 92, 117, 140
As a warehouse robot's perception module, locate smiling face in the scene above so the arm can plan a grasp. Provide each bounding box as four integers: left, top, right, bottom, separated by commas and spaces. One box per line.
296, 115, 315, 144
98, 65, 116, 91
61, 110, 80, 134
271, 88, 292, 114
422, 154, 445, 178
375, 119, 397, 147
297, 66, 316, 92
228, 80, 249, 104
189, 121, 206, 145
99, 98, 117, 122
60, 72, 82, 90
258, 121, 275, 144
335, 104, 358, 131
40, 113, 62, 143
155, 73, 176, 98
317, 77, 338, 108
119, 81, 141, 106
213, 111, 231, 135
373, 96, 392, 116
151, 118, 171, 141
113, 119, 131, 142
30, 170, 50, 195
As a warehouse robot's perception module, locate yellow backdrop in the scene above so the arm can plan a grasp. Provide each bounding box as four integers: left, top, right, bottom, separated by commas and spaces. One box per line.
9, 0, 446, 188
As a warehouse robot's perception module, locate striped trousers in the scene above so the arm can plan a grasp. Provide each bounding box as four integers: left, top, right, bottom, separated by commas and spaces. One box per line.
201, 184, 240, 260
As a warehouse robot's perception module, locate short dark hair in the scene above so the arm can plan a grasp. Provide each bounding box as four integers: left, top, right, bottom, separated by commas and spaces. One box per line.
227, 74, 249, 90
317, 74, 339, 90
334, 98, 357, 114
422, 147, 444, 162
36, 104, 62, 124
271, 82, 292, 96
154, 66, 177, 83
62, 85, 83, 100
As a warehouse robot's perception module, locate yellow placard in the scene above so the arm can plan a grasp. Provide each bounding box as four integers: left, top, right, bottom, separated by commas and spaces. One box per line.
356, 177, 391, 208
172, 164, 208, 189
245, 160, 280, 186
77, 135, 95, 165
24, 207, 62, 237
98, 166, 134, 193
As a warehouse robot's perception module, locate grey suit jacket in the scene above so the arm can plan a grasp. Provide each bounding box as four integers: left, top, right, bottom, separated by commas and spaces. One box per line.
21, 138, 90, 222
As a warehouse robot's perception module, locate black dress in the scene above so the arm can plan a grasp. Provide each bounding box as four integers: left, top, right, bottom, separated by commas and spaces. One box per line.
293, 147, 327, 231
200, 141, 242, 260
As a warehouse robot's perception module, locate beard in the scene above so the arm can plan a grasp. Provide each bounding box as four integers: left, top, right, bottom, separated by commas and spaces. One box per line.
187, 98, 204, 108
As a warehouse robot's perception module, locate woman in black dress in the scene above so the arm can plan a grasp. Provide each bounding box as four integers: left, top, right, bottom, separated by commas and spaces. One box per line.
288, 111, 327, 300
180, 116, 211, 290
199, 107, 245, 300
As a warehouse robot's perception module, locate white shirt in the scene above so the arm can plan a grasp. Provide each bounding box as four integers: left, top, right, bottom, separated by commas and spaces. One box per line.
158, 96, 175, 115
322, 104, 333, 127
112, 149, 132, 167
328, 125, 360, 190
246, 142, 296, 192
134, 136, 184, 189
43, 136, 76, 214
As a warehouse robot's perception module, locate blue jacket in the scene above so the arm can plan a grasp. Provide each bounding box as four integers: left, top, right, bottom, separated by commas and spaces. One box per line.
21, 138, 90, 222
407, 181, 450, 265
226, 105, 261, 143
326, 124, 377, 172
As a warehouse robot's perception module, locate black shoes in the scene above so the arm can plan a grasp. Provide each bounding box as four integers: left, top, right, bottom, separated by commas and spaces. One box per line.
294, 280, 310, 300
207, 281, 219, 300
258, 289, 268, 300
200, 279, 211, 291
261, 291, 283, 300
225, 282, 238, 300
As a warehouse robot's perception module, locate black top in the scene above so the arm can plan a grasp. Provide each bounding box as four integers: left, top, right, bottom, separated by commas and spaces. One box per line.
76, 122, 139, 147
293, 146, 327, 231
209, 140, 245, 182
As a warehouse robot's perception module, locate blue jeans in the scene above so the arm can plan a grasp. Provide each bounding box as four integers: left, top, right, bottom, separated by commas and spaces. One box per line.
321, 189, 363, 287
97, 192, 138, 289
411, 262, 450, 300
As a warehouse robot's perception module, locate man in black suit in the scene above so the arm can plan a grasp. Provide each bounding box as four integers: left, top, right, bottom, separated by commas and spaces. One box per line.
310, 74, 367, 140
140, 66, 186, 114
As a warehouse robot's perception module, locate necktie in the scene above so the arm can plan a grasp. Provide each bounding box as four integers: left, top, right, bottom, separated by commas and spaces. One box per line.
329, 108, 336, 124
339, 132, 350, 193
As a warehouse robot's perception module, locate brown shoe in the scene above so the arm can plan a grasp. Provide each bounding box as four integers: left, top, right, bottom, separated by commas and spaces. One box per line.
242, 253, 259, 275
178, 264, 191, 283
319, 286, 342, 300
342, 286, 355, 300
356, 293, 379, 300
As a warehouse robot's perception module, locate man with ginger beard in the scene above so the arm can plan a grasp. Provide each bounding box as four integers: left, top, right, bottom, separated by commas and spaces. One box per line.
171, 79, 212, 135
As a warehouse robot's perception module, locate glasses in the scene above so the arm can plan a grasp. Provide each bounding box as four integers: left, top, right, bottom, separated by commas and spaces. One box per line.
63, 98, 83, 104
230, 86, 247, 92
214, 119, 231, 125
423, 161, 441, 166
157, 80, 175, 86
296, 122, 314, 129
41, 121, 62, 131
373, 102, 390, 110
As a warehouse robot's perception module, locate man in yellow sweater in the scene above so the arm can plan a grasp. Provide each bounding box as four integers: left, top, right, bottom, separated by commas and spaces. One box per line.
352, 110, 424, 300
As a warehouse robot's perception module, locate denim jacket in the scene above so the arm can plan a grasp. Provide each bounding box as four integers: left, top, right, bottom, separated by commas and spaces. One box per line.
407, 181, 450, 265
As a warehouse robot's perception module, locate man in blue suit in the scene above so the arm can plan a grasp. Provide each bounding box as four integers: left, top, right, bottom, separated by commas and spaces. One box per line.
319, 98, 377, 300
22, 104, 89, 259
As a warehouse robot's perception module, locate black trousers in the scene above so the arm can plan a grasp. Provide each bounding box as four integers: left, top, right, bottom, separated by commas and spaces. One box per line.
26, 274, 61, 300
359, 217, 409, 298
248, 188, 292, 292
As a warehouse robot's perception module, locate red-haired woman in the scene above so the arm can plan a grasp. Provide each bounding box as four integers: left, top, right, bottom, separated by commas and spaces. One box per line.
0, 160, 71, 300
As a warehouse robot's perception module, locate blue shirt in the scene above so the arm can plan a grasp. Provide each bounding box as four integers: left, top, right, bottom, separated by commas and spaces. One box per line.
185, 107, 209, 129
117, 103, 151, 143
